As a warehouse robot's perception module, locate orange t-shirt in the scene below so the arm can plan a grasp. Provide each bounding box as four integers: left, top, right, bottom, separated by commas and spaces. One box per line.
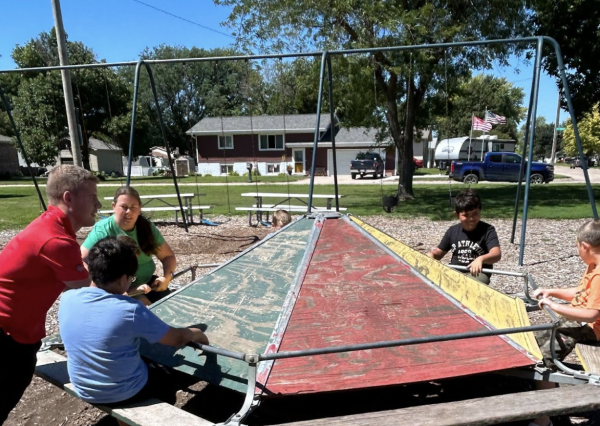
571, 264, 600, 339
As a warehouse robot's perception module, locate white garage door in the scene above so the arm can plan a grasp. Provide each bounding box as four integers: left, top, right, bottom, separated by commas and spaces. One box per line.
327, 149, 386, 176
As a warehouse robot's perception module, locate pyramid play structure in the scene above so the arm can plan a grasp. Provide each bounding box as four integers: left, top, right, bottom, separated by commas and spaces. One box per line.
142, 214, 542, 396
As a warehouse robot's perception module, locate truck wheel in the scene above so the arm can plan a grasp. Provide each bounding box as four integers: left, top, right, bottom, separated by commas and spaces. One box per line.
351, 173, 357, 180
530, 173, 544, 184
463, 174, 479, 184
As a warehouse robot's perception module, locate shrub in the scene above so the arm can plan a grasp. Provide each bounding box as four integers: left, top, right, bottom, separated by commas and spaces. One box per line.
229, 171, 240, 177
278, 172, 286, 177
204, 173, 212, 177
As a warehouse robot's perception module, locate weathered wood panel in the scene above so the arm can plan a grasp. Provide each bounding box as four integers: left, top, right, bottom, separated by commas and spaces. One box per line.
268, 385, 600, 426
264, 219, 536, 395
142, 218, 314, 393
576, 342, 600, 373
350, 216, 542, 360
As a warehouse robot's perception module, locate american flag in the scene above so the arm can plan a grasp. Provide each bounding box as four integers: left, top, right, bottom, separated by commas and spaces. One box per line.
485, 110, 507, 125
472, 116, 492, 131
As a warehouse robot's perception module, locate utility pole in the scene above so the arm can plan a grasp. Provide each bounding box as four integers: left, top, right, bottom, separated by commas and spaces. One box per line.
51, 0, 83, 167
550, 92, 561, 164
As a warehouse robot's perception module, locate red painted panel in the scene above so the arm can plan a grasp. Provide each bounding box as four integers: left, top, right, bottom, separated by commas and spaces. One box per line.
264, 219, 534, 395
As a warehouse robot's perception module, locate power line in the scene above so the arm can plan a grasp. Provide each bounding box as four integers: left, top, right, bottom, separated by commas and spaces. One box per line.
132, 0, 235, 39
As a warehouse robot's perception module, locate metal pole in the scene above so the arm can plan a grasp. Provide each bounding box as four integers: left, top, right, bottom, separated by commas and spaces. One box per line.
510, 46, 540, 244
307, 51, 328, 214
126, 60, 143, 187
0, 84, 47, 211
519, 37, 544, 266
51, 0, 83, 167
542, 37, 598, 219
144, 63, 188, 232
326, 56, 340, 211
550, 92, 561, 164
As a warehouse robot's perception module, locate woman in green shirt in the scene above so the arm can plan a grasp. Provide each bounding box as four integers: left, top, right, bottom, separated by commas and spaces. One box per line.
81, 186, 177, 305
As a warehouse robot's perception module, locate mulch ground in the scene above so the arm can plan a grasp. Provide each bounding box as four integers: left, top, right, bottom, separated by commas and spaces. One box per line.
2, 214, 599, 426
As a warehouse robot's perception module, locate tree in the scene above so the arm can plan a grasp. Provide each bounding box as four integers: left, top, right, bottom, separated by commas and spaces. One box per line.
10, 29, 133, 168
436, 74, 525, 141
216, 0, 532, 199
530, 0, 600, 121
517, 116, 558, 161
120, 45, 264, 156
562, 104, 600, 157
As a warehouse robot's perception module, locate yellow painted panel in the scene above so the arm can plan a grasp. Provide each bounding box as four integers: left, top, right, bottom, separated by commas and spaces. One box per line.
350, 216, 542, 361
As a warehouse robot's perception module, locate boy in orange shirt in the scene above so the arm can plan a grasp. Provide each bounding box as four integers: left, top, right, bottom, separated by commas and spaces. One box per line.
529, 218, 600, 426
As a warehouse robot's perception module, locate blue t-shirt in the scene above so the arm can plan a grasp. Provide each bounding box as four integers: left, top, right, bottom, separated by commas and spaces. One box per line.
59, 287, 170, 404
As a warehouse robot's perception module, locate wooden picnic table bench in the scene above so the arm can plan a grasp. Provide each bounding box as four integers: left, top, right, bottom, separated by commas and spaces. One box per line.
100, 193, 210, 225
35, 350, 213, 426
270, 384, 600, 426
239, 192, 344, 226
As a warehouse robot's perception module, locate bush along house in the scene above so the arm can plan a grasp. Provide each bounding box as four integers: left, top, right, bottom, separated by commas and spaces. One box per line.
186, 114, 430, 177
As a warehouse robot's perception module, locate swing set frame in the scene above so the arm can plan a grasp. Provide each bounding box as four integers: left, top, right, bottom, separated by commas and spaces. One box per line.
0, 36, 596, 261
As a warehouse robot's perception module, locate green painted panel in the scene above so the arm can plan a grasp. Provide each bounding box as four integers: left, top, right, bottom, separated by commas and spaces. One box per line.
141, 217, 314, 393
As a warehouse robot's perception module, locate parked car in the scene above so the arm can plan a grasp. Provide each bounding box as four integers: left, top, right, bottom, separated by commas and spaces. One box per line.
413, 158, 423, 169
450, 152, 554, 184
350, 152, 385, 179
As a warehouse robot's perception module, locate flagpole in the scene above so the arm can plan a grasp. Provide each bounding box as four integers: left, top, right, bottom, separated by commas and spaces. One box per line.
482, 108, 487, 159
468, 113, 474, 161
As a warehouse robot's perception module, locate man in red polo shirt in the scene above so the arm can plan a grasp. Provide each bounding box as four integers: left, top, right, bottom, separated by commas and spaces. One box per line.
0, 165, 102, 424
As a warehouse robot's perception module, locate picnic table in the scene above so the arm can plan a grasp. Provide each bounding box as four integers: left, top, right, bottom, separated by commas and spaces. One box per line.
100, 193, 210, 225
236, 192, 345, 226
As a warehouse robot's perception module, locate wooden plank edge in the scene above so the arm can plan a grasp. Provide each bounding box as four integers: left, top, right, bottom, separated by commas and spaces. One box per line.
35, 351, 213, 426
268, 385, 600, 426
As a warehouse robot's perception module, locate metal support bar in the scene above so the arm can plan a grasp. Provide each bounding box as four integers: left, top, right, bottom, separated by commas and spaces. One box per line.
217, 359, 260, 426
308, 52, 329, 214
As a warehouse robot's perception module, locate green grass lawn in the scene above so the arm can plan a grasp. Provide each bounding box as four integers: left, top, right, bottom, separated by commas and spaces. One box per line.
0, 183, 598, 231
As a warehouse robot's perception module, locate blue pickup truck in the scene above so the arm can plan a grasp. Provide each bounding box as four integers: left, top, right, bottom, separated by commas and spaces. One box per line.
450, 152, 554, 184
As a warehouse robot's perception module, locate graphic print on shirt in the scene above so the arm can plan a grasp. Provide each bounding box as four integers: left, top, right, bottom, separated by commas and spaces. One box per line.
451, 239, 485, 265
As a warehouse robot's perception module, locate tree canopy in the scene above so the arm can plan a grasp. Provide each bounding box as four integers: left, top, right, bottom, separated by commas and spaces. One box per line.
562, 104, 600, 157
531, 0, 600, 120
216, 0, 532, 198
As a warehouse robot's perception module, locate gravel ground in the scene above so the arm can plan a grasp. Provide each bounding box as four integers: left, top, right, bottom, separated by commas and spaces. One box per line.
1, 215, 595, 426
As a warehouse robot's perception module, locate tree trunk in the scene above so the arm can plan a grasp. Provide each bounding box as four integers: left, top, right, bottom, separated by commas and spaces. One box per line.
396, 77, 416, 200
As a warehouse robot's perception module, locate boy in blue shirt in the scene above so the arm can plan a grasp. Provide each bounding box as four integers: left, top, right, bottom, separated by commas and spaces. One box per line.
59, 236, 208, 411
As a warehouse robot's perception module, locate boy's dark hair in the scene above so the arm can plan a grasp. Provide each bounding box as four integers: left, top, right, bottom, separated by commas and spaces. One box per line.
454, 189, 482, 213
577, 219, 600, 247
88, 237, 138, 287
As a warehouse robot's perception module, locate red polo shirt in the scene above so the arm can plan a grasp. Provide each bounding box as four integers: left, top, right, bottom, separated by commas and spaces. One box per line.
0, 206, 88, 344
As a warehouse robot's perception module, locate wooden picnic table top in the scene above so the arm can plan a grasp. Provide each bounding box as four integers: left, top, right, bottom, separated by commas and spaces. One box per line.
103, 193, 196, 200
240, 192, 344, 198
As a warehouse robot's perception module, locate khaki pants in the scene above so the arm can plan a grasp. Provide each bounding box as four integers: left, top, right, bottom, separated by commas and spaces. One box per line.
534, 319, 597, 369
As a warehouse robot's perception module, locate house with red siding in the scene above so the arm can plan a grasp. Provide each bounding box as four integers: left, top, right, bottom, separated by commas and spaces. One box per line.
186, 114, 430, 176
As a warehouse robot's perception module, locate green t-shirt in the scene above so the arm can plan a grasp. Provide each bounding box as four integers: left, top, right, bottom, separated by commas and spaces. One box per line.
82, 216, 165, 284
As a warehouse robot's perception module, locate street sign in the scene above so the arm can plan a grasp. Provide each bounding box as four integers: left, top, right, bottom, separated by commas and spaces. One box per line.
556, 127, 566, 131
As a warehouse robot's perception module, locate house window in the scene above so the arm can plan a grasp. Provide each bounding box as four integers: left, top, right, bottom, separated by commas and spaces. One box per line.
218, 135, 234, 150
220, 165, 233, 174
267, 164, 281, 174
259, 135, 284, 151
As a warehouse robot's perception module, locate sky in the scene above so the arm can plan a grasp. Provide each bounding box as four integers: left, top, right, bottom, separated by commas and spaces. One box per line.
0, 0, 569, 125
